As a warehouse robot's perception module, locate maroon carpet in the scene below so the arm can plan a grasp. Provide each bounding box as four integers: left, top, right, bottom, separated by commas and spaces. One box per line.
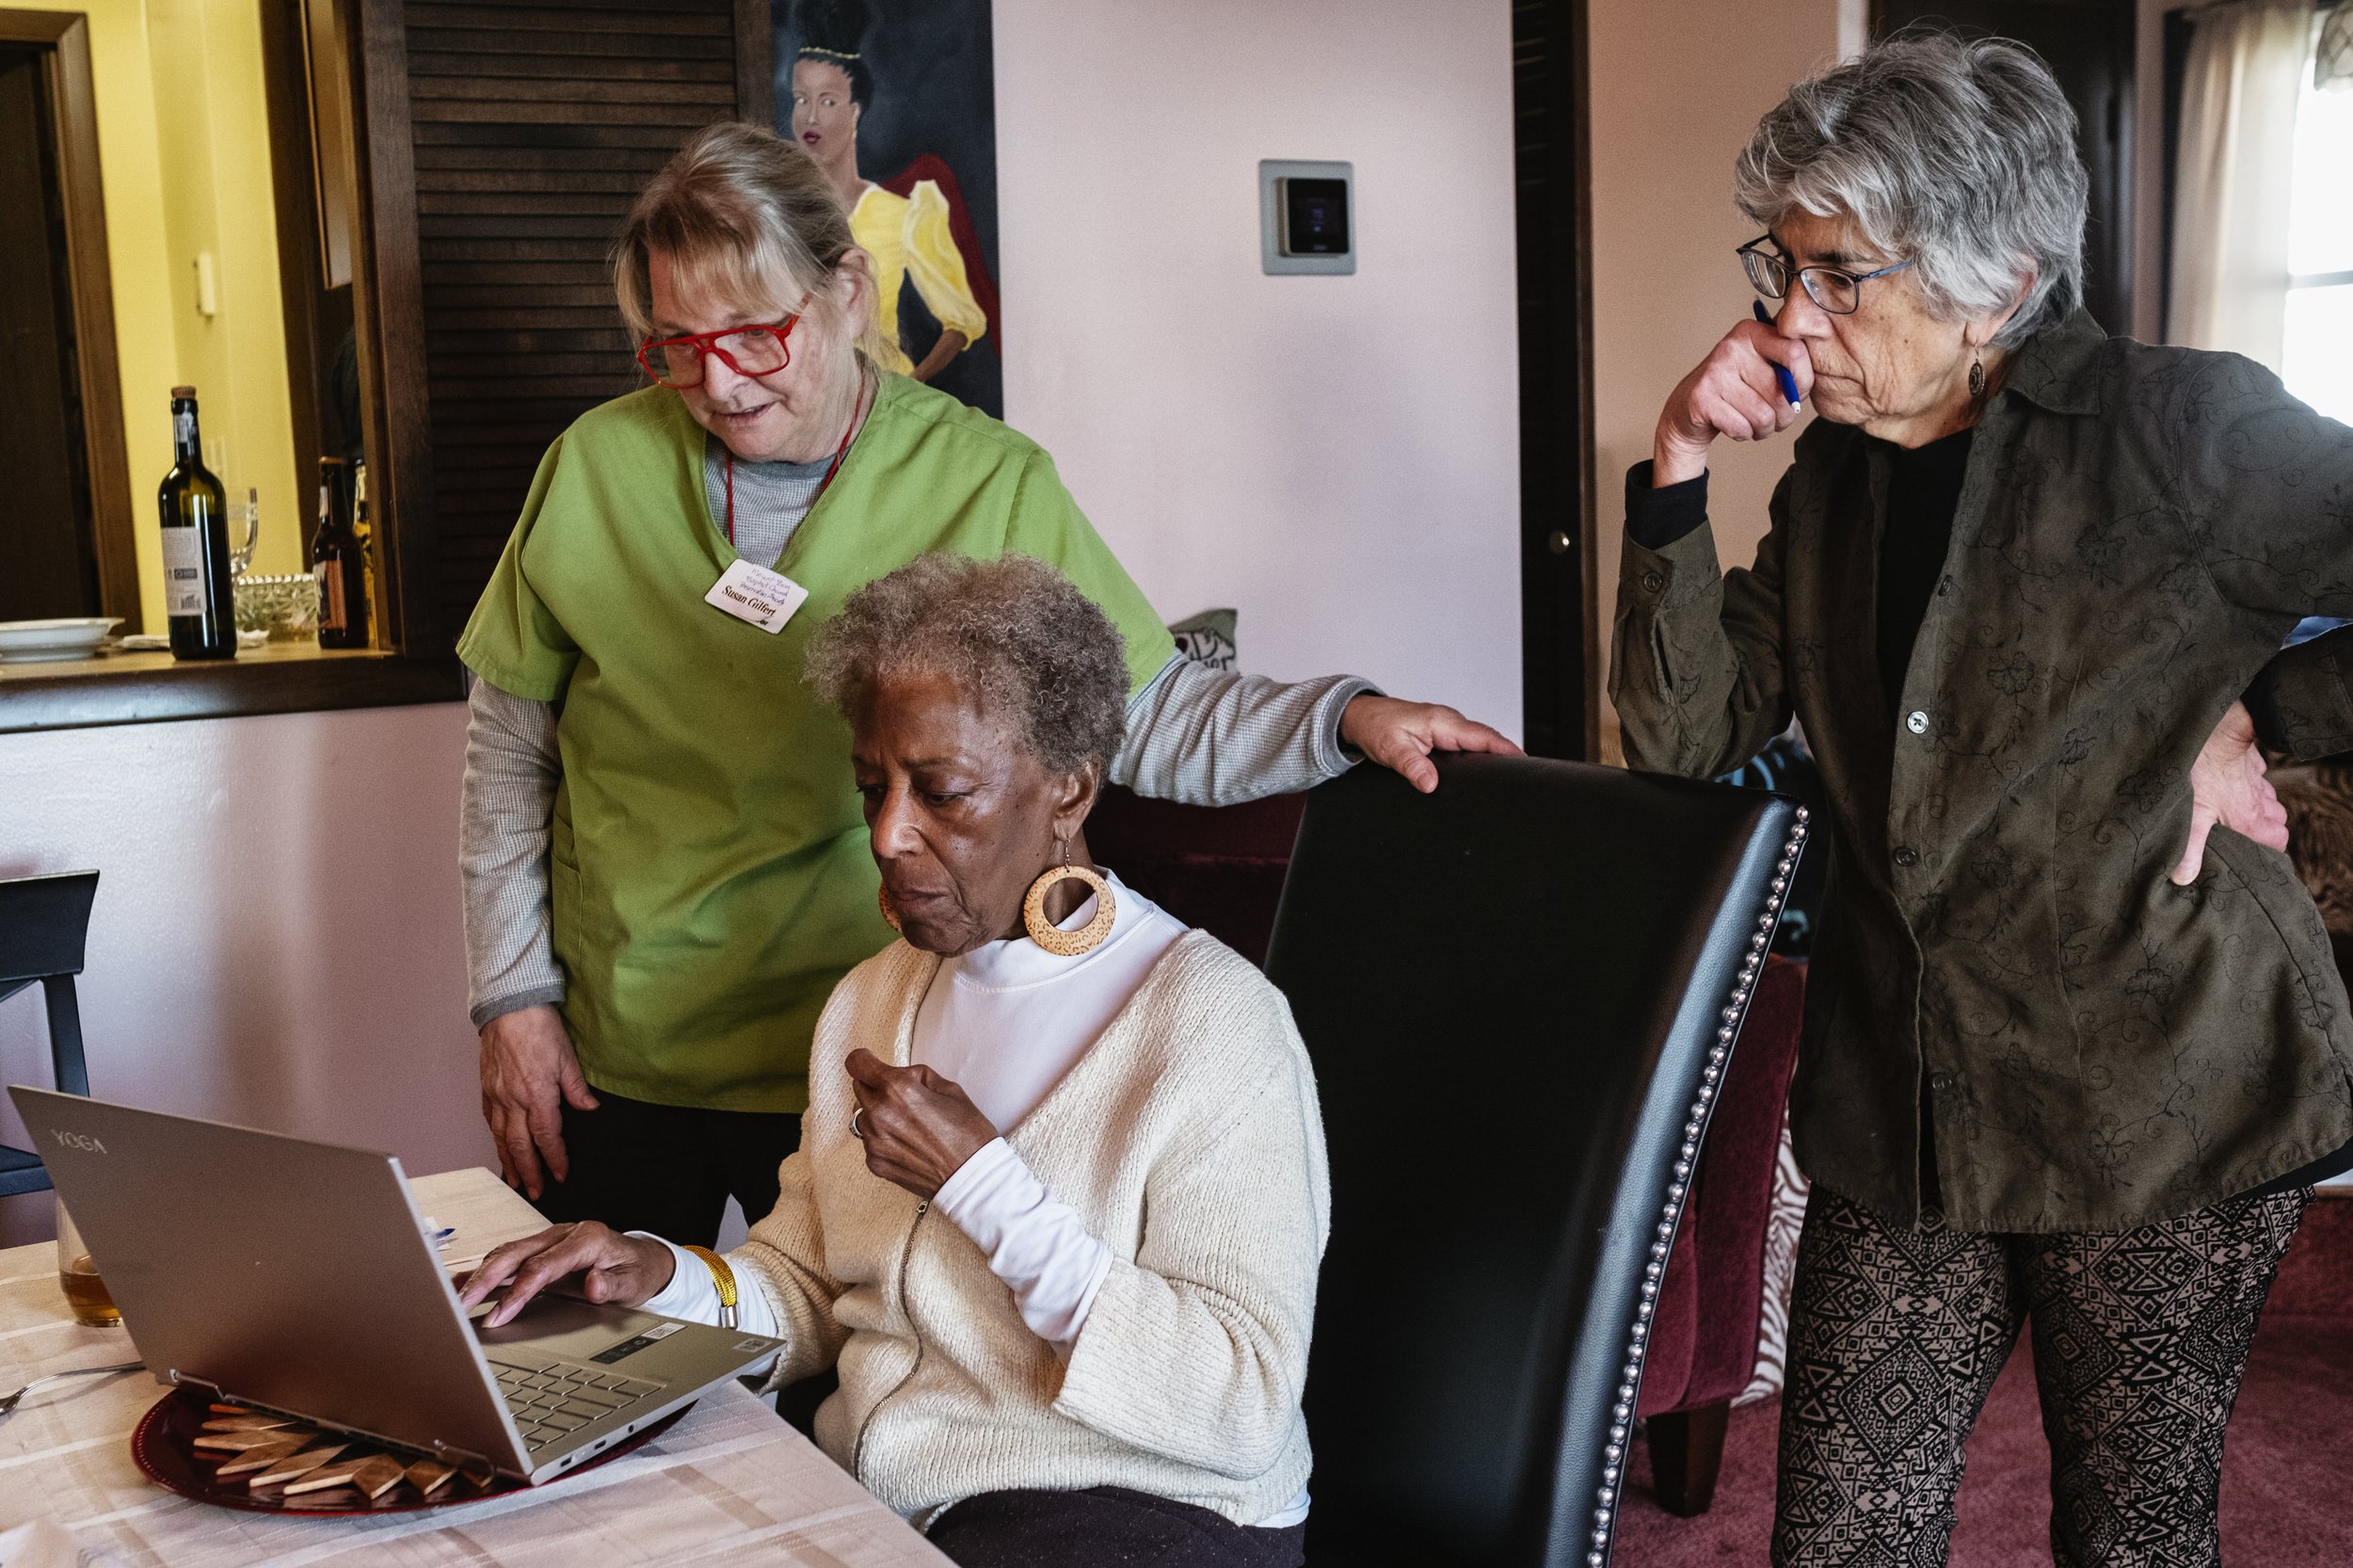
1615, 1193, 2353, 1565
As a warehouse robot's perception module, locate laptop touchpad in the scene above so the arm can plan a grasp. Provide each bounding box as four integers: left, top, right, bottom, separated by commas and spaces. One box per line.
472, 1292, 658, 1361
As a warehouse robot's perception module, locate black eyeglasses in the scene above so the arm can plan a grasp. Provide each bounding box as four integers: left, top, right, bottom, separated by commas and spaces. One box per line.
1737, 235, 1913, 314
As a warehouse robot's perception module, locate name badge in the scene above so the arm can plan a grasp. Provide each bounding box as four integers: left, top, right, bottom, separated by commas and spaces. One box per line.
705, 558, 808, 633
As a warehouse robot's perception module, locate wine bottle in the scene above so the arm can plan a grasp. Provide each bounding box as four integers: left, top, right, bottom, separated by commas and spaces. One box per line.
158, 386, 235, 661
311, 456, 369, 648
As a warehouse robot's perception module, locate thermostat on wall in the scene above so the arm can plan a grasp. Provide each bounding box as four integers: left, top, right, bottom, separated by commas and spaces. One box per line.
1260, 160, 1354, 275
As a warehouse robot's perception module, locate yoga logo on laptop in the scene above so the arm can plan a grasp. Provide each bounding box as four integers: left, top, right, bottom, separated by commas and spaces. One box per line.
50, 1128, 106, 1154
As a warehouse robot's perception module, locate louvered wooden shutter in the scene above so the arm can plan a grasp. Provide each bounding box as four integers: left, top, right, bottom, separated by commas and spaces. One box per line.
353, 0, 771, 655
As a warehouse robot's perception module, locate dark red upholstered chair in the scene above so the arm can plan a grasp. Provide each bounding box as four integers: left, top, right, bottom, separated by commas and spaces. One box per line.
1636, 953, 1806, 1514
1083, 784, 1307, 967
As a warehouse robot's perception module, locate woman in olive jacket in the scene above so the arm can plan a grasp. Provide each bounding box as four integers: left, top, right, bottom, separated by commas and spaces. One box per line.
1611, 36, 2353, 1568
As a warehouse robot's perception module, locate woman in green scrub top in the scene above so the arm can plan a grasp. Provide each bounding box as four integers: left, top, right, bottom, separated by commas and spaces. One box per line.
456, 121, 1514, 1247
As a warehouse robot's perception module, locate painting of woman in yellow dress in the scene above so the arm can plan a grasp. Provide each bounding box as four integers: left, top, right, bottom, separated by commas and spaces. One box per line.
783, 0, 1002, 414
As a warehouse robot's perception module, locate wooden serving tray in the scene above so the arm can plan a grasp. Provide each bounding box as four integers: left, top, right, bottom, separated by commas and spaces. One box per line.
130, 1385, 687, 1514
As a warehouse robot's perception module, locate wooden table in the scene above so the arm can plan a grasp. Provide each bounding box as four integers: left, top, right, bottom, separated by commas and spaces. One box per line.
0, 1168, 949, 1567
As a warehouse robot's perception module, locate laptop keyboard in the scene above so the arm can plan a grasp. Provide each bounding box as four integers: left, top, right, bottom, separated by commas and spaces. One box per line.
488, 1351, 665, 1451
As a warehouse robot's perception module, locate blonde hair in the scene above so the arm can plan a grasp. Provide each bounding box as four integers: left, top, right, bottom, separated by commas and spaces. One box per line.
612, 120, 877, 358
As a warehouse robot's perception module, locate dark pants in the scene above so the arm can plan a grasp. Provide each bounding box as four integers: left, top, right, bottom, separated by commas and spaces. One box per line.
1771, 1184, 2309, 1568
534, 1089, 801, 1248
928, 1487, 1306, 1568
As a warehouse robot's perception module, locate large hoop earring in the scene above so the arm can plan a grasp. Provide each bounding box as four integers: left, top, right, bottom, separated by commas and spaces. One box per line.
1023, 862, 1114, 956
876, 882, 903, 934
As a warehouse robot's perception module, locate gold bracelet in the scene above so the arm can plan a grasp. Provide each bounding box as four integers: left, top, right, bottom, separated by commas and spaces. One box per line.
681, 1244, 739, 1330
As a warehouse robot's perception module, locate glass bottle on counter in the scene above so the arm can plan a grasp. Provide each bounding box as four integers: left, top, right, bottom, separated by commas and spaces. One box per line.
158, 386, 235, 661
311, 456, 371, 648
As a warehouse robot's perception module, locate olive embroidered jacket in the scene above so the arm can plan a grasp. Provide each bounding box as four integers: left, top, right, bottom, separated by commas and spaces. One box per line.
1610, 311, 2353, 1233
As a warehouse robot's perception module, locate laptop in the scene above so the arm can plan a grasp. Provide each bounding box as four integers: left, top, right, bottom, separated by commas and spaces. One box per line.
9, 1087, 783, 1483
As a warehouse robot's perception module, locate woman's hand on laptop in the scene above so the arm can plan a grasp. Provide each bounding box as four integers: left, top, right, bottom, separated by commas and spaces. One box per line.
459, 1222, 676, 1329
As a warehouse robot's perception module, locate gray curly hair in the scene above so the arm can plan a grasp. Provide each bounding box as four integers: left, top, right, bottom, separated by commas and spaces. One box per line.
1734, 34, 2089, 347
805, 553, 1129, 776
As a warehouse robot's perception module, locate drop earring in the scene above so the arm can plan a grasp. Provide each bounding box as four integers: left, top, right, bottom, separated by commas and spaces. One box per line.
1968, 352, 1986, 400
1023, 840, 1114, 956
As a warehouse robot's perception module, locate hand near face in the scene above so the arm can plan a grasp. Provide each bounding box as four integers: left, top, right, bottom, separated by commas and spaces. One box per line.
1655, 317, 1815, 486
2173, 700, 2290, 886
844, 1048, 1000, 1200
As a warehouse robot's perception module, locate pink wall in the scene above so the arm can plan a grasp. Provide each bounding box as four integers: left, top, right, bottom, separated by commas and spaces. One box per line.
0, 702, 489, 1246
991, 0, 1525, 737
1587, 0, 1851, 733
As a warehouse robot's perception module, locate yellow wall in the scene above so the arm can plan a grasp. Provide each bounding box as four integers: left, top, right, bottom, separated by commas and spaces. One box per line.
24, 0, 305, 631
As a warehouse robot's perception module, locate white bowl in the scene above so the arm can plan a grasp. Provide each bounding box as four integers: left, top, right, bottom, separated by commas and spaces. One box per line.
0, 617, 124, 664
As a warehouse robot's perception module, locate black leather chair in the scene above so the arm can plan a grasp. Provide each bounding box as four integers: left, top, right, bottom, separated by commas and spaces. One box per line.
0, 871, 100, 1198
1264, 756, 1804, 1567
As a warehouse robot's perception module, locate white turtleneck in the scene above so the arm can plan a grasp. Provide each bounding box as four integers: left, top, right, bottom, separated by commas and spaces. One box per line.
911, 869, 1187, 1344
643, 870, 1181, 1349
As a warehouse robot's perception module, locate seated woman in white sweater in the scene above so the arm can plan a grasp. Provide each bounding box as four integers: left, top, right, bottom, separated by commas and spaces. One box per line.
462, 552, 1330, 1567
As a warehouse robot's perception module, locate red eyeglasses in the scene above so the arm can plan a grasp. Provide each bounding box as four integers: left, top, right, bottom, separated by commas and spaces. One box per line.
635, 297, 812, 389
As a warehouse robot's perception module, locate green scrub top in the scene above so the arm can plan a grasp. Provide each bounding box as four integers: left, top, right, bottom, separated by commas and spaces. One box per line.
456, 374, 1176, 1113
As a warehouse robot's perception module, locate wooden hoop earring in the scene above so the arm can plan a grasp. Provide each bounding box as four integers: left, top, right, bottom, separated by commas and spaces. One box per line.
877, 883, 903, 934
1023, 863, 1114, 956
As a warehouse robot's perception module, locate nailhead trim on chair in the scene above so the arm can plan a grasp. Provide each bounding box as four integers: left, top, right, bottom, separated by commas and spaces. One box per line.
1585, 805, 1809, 1567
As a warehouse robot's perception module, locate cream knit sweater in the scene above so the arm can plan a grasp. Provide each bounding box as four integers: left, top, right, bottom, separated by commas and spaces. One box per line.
734, 928, 1331, 1528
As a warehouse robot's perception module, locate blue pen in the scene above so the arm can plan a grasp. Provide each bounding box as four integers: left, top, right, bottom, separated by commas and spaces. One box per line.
1753, 300, 1801, 406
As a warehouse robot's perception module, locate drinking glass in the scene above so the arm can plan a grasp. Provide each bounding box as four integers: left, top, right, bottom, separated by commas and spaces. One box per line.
56, 1200, 121, 1327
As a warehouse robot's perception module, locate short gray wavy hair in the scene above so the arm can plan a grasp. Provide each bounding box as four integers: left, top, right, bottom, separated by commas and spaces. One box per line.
806, 553, 1129, 775
1734, 35, 2088, 346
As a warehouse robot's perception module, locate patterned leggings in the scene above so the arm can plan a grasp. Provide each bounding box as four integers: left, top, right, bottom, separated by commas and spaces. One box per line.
1770, 1185, 2308, 1568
